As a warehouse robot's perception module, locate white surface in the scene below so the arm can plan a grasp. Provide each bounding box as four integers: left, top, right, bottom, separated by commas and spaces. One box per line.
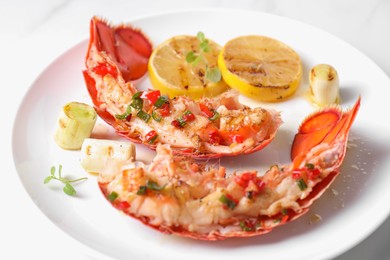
2, 1, 390, 260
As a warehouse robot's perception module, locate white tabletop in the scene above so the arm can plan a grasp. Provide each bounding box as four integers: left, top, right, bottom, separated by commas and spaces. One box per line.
2, 0, 390, 259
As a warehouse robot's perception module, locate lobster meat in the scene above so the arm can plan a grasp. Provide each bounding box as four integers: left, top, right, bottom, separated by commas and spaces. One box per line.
83, 17, 282, 159
97, 97, 360, 240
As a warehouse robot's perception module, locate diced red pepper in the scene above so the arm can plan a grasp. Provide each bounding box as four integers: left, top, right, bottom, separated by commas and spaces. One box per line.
145, 90, 161, 105
145, 130, 158, 143
159, 103, 170, 116
307, 168, 321, 180
116, 201, 130, 210
92, 63, 118, 77
171, 119, 182, 128
292, 170, 302, 180
229, 134, 244, 143
182, 111, 195, 122
235, 172, 265, 194
292, 165, 321, 181
199, 103, 214, 118
209, 130, 221, 145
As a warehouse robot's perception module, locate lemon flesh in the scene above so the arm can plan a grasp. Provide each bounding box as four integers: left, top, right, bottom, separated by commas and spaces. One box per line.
218, 35, 302, 102
148, 35, 229, 99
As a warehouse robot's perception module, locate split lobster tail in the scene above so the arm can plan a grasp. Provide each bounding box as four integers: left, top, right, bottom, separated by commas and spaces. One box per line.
291, 97, 361, 162
82, 17, 282, 159
97, 98, 361, 240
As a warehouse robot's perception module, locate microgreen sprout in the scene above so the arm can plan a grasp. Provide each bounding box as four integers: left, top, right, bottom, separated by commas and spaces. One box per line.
186, 31, 222, 83
44, 165, 88, 196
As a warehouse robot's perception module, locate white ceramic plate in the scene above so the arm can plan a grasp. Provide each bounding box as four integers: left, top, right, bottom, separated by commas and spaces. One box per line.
12, 9, 390, 260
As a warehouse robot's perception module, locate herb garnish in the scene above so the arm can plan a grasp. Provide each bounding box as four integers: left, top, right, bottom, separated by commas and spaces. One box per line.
186, 32, 222, 83
44, 165, 87, 196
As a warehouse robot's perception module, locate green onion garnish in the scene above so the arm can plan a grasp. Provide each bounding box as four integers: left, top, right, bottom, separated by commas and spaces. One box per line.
146, 180, 166, 191
132, 91, 143, 99
209, 110, 220, 121
152, 110, 162, 122
306, 163, 315, 170
137, 186, 147, 195
154, 95, 169, 108
107, 191, 119, 201
148, 134, 158, 144
219, 194, 237, 209
239, 221, 254, 232
296, 178, 307, 191
136, 110, 151, 122
115, 104, 132, 120
131, 98, 143, 110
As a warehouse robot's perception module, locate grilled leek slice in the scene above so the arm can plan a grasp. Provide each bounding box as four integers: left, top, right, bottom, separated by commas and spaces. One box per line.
54, 102, 97, 150
80, 138, 136, 174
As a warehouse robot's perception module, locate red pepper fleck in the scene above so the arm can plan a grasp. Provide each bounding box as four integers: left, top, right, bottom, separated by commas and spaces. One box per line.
182, 111, 195, 122
145, 90, 161, 105
292, 170, 302, 180
159, 103, 170, 116
145, 130, 158, 143
92, 63, 118, 77
281, 215, 289, 224
209, 130, 221, 145
308, 168, 321, 180
199, 103, 214, 118
229, 134, 244, 143
292, 165, 321, 181
235, 172, 265, 196
171, 119, 182, 128
116, 201, 130, 210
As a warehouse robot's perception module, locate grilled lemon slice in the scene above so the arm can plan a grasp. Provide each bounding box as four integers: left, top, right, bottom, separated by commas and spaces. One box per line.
148, 35, 229, 99
218, 35, 302, 102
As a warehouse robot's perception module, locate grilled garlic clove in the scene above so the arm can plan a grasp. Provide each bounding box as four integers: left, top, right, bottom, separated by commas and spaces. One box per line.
309, 64, 339, 106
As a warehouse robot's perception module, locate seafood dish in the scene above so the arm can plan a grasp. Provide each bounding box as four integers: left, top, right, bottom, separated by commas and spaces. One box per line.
83, 17, 282, 159
98, 99, 360, 240
80, 17, 361, 240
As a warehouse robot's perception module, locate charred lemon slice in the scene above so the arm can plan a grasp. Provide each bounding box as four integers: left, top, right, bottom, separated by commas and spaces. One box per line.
148, 35, 229, 99
218, 35, 302, 102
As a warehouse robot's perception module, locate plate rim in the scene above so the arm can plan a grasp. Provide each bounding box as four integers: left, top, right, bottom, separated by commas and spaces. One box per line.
12, 8, 390, 260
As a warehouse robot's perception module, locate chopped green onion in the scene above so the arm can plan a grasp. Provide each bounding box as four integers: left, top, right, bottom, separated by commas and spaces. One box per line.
152, 110, 162, 122
219, 194, 237, 209
131, 98, 143, 110
209, 110, 220, 121
136, 110, 151, 122
132, 91, 143, 99
115, 104, 132, 120
154, 95, 169, 108
148, 134, 158, 144
296, 178, 307, 191
107, 191, 119, 201
306, 163, 315, 170
136, 181, 166, 195
137, 186, 147, 195
281, 208, 288, 215
239, 221, 254, 232
146, 180, 166, 191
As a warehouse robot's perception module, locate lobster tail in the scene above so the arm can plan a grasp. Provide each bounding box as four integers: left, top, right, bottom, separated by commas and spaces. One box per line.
86, 16, 153, 81
291, 97, 361, 162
